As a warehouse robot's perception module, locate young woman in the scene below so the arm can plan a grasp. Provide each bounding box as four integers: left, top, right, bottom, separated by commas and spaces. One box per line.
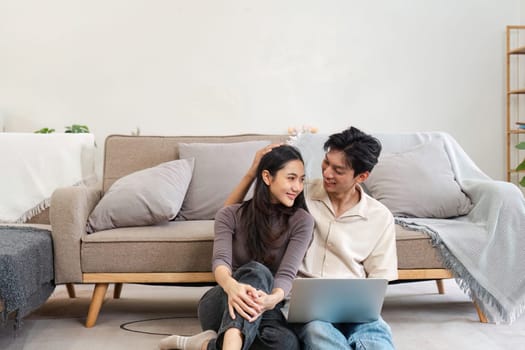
159, 145, 314, 350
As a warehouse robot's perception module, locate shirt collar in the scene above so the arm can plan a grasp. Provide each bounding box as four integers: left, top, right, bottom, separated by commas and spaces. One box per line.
308, 179, 369, 219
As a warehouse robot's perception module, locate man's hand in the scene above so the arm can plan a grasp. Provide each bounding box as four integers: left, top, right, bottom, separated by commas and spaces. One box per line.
224, 142, 283, 206
246, 143, 284, 178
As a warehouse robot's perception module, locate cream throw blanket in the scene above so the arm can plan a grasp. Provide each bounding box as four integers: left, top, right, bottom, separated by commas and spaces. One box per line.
0, 133, 96, 223
293, 132, 525, 324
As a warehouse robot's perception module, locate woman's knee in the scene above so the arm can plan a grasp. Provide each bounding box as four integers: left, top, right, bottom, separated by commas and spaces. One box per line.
236, 261, 272, 278
234, 261, 273, 291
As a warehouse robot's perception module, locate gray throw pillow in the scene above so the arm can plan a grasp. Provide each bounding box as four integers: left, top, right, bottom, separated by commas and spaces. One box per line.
86, 158, 194, 233
177, 140, 270, 220
364, 139, 472, 218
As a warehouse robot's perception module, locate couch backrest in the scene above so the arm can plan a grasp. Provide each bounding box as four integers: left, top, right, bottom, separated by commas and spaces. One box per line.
292, 132, 461, 180
103, 134, 289, 192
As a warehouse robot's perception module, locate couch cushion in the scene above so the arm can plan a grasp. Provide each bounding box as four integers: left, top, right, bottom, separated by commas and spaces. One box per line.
177, 140, 270, 220
80, 221, 443, 272
82, 220, 214, 242
81, 240, 214, 273
395, 224, 444, 269
364, 139, 472, 218
81, 221, 214, 273
86, 158, 194, 233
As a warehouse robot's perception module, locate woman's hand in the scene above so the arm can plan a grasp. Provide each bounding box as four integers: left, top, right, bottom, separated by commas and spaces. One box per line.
245, 288, 285, 322
223, 279, 264, 321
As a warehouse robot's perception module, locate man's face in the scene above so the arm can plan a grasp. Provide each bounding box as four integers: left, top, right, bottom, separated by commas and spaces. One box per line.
321, 149, 368, 195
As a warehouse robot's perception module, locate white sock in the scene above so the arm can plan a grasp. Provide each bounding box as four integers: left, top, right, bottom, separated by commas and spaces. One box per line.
159, 330, 217, 350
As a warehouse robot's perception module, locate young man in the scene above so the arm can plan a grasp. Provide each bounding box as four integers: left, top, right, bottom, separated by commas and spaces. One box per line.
225, 126, 398, 349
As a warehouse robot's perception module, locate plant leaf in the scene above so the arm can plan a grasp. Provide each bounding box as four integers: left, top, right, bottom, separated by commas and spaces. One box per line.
516, 142, 525, 150
65, 124, 90, 133
34, 128, 55, 134
520, 176, 525, 187
517, 159, 525, 172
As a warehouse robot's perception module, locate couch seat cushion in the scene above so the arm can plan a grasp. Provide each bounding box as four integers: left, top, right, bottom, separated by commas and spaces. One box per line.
82, 220, 214, 243
80, 222, 444, 273
395, 224, 444, 269
81, 221, 214, 273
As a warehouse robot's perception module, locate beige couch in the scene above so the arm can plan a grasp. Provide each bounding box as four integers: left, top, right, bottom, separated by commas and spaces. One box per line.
50, 134, 477, 328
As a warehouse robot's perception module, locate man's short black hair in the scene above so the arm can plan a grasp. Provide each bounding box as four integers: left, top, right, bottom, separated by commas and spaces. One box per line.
323, 126, 382, 176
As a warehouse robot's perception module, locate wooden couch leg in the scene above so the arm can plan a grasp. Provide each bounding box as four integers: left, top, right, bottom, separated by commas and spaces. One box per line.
66, 283, 76, 298
435, 279, 445, 294
114, 283, 123, 299
85, 283, 109, 328
474, 301, 488, 323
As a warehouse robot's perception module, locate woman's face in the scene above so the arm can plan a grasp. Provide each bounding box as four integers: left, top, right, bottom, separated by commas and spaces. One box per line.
263, 159, 305, 207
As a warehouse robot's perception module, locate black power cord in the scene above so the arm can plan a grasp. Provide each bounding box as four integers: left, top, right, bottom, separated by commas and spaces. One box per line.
119, 316, 197, 336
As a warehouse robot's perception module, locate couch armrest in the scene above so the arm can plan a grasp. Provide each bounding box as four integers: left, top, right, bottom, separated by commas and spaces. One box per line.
50, 185, 102, 284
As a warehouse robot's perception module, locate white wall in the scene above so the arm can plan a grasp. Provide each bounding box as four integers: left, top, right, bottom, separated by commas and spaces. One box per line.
522, 0, 525, 23
0, 0, 519, 180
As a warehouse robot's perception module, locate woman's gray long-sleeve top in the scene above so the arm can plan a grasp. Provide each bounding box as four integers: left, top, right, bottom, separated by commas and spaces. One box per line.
212, 204, 314, 296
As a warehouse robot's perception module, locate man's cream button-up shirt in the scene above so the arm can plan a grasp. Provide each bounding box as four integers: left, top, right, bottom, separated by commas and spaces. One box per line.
300, 179, 398, 281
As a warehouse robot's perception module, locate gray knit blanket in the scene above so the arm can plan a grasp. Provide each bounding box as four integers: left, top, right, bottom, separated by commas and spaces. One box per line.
395, 135, 525, 324
0, 226, 55, 327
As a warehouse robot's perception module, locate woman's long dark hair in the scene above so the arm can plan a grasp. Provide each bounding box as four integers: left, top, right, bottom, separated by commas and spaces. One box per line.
239, 145, 307, 265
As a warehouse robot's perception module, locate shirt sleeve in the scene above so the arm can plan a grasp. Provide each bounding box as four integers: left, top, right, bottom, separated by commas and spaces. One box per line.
364, 213, 398, 281
212, 206, 236, 273
273, 209, 315, 296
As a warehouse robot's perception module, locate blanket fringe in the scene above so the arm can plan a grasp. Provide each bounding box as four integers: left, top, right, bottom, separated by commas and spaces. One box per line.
0, 199, 50, 224
396, 219, 525, 324
0, 179, 91, 224
17, 199, 50, 224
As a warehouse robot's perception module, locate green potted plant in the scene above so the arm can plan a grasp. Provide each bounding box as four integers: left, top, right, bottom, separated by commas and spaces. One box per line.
517, 141, 525, 187
65, 124, 90, 133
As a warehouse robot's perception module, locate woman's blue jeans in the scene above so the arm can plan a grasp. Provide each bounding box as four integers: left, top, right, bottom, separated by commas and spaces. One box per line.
198, 261, 300, 350
294, 318, 395, 350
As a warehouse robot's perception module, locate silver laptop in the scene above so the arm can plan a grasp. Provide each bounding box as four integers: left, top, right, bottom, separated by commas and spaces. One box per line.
284, 278, 388, 323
